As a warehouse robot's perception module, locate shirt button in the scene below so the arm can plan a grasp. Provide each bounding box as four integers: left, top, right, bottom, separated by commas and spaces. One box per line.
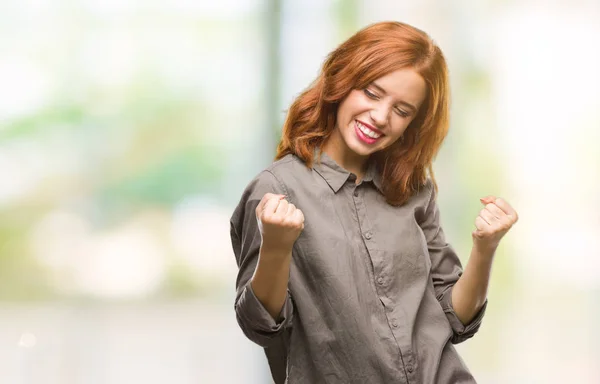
407, 365, 414, 373
392, 320, 398, 328
353, 189, 359, 197
377, 277, 384, 285
364, 232, 372, 240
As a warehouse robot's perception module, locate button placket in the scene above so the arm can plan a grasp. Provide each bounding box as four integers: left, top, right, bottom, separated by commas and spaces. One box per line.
351, 182, 416, 382
353, 186, 382, 311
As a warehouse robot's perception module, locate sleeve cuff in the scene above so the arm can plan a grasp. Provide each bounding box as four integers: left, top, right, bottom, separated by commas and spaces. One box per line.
439, 286, 487, 344
236, 282, 293, 333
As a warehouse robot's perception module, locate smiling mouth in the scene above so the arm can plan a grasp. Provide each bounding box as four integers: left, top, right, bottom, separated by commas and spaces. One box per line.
355, 120, 383, 139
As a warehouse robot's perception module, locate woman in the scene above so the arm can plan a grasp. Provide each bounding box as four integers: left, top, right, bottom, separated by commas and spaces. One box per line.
229, 21, 518, 384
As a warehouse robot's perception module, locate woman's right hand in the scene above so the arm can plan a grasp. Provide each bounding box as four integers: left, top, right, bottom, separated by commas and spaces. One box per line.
256, 193, 304, 253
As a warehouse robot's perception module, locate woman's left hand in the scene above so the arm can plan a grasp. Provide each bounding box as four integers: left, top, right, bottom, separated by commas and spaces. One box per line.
472, 196, 519, 253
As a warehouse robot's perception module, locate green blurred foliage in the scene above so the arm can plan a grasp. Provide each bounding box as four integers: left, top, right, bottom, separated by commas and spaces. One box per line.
0, 208, 56, 301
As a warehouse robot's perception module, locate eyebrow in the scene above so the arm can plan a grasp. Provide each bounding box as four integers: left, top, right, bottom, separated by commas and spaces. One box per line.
371, 82, 418, 113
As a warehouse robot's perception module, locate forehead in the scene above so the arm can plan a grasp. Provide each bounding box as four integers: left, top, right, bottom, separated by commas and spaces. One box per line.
371, 68, 427, 105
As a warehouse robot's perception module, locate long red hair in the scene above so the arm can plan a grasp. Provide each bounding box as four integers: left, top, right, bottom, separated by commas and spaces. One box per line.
275, 21, 450, 206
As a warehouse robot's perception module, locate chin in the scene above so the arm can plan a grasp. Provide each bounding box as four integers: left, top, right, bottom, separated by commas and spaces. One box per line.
349, 142, 377, 157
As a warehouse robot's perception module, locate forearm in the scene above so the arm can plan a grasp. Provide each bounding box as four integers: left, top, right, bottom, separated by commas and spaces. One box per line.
250, 244, 292, 321
451, 245, 495, 325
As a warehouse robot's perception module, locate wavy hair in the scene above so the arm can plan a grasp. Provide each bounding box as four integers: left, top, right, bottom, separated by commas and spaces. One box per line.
275, 21, 450, 206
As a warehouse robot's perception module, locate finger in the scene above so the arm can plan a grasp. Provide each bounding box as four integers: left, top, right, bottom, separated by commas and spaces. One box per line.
257, 193, 285, 214
479, 209, 498, 225
474, 215, 488, 232
479, 196, 496, 205
291, 208, 304, 225
484, 203, 505, 220
285, 203, 296, 217
494, 198, 519, 221
263, 195, 284, 216
274, 199, 289, 217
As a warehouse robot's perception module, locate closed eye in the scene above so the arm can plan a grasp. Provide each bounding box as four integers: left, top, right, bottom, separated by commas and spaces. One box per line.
395, 107, 409, 118
363, 88, 379, 100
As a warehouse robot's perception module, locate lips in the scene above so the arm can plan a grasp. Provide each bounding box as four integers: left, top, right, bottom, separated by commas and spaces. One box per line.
356, 120, 384, 136
354, 120, 383, 145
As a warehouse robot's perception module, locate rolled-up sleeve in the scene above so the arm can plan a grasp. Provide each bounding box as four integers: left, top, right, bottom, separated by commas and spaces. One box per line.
230, 170, 294, 347
437, 285, 487, 344
419, 180, 487, 344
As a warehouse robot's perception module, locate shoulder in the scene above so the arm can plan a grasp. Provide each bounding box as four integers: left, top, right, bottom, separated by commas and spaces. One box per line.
239, 154, 307, 202
230, 154, 307, 226
423, 177, 435, 201
266, 153, 311, 182
411, 178, 437, 222
409, 177, 435, 205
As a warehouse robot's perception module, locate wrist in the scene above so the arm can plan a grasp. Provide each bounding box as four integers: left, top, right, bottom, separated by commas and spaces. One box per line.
260, 240, 293, 259
471, 242, 497, 260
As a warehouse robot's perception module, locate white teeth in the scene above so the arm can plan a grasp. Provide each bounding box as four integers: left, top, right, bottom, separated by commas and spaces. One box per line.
356, 121, 381, 139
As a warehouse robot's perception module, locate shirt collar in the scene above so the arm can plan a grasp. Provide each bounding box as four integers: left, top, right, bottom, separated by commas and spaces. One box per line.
312, 147, 383, 193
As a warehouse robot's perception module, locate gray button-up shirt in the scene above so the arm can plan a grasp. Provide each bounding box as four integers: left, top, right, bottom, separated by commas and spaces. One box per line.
230, 149, 487, 384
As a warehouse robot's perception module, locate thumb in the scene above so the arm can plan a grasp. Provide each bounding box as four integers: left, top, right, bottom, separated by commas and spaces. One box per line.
479, 195, 496, 205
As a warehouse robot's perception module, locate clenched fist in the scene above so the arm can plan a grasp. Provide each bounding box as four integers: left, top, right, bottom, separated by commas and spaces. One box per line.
256, 193, 305, 253
472, 196, 519, 253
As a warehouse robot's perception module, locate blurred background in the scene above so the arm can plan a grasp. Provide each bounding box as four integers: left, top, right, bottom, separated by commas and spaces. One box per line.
0, 0, 599, 383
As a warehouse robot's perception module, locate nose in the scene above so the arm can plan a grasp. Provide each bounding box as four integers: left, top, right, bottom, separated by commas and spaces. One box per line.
369, 104, 390, 128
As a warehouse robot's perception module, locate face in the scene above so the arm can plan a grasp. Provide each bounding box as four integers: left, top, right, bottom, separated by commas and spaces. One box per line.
331, 68, 427, 161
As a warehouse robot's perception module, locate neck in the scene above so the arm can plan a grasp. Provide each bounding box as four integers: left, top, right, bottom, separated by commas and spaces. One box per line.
321, 134, 368, 180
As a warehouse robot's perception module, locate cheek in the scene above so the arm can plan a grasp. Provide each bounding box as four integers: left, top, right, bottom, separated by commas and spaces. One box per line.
388, 120, 410, 138
340, 94, 370, 118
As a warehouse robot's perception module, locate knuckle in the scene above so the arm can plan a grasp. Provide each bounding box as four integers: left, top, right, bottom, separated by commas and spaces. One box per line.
263, 213, 275, 223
